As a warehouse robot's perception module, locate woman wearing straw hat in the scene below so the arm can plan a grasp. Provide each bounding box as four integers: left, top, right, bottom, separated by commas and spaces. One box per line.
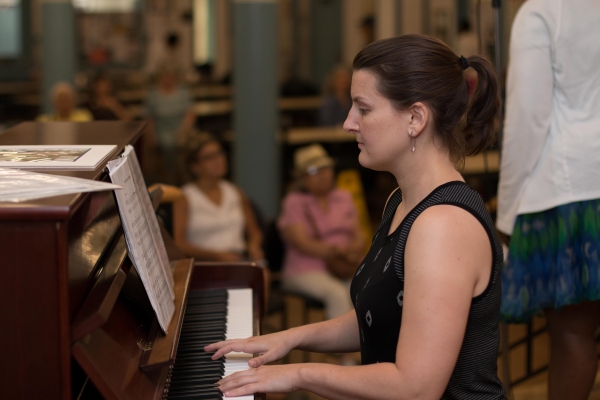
277, 143, 364, 322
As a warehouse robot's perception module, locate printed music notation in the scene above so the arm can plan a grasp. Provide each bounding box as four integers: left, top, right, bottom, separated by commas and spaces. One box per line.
107, 146, 175, 333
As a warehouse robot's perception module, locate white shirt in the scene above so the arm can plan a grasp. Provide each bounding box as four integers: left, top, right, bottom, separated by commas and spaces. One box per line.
496, 0, 600, 235
181, 180, 246, 253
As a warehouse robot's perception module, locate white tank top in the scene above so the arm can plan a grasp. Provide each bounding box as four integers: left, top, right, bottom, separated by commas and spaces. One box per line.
181, 180, 246, 253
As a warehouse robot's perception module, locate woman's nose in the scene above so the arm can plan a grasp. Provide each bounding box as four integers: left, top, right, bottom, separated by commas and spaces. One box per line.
343, 110, 357, 134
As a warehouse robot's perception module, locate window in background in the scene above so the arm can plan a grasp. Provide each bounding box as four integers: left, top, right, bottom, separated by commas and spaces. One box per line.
74, 0, 145, 68
0, 0, 22, 60
193, 0, 216, 67
72, 0, 139, 13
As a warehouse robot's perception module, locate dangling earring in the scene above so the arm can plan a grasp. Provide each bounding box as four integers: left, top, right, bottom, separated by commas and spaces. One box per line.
409, 132, 416, 152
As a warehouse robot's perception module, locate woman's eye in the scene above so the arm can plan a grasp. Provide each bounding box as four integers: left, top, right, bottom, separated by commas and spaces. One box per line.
359, 108, 368, 115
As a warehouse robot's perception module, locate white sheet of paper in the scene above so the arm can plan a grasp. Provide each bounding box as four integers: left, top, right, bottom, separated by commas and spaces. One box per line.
121, 145, 175, 291
107, 153, 174, 333
0, 168, 121, 202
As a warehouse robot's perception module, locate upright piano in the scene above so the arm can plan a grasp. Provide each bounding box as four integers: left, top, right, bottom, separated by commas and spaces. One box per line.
0, 122, 265, 399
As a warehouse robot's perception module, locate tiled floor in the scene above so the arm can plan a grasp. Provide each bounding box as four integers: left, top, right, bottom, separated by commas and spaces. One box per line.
261, 299, 600, 400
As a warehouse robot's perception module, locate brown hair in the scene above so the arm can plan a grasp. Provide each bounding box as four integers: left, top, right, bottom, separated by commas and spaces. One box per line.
184, 132, 220, 177
352, 34, 500, 163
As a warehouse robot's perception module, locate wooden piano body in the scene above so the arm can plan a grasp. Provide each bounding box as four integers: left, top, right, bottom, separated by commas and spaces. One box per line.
0, 122, 265, 399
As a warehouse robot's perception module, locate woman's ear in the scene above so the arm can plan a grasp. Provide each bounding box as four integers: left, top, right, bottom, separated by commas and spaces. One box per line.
408, 102, 429, 137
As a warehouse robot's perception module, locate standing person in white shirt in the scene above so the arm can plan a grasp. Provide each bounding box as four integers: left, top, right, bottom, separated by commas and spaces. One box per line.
496, 1, 600, 399
172, 133, 264, 263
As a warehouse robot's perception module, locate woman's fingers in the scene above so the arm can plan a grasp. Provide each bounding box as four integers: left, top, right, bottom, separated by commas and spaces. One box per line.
209, 342, 251, 359
204, 334, 291, 363
218, 364, 299, 396
248, 353, 273, 368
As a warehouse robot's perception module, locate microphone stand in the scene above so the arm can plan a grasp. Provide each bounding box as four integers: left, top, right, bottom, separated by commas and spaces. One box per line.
493, 0, 504, 157
493, 5, 513, 399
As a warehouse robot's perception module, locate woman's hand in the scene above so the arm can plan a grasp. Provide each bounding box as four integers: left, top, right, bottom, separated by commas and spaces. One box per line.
204, 331, 296, 368
217, 364, 303, 397
247, 244, 264, 261
496, 230, 511, 246
216, 252, 244, 262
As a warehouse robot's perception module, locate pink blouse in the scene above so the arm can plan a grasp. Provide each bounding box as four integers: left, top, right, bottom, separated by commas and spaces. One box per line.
277, 189, 358, 276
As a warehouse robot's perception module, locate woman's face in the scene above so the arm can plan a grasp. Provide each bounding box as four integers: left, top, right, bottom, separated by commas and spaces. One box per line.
343, 69, 412, 172
94, 79, 111, 97
302, 166, 335, 196
159, 72, 177, 91
192, 141, 227, 180
54, 91, 74, 117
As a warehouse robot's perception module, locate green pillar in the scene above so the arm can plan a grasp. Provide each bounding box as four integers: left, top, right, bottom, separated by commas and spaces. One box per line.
41, 0, 77, 113
311, 0, 342, 88
233, 0, 279, 220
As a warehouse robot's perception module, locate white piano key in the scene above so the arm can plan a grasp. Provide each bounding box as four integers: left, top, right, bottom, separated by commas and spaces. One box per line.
222, 288, 255, 400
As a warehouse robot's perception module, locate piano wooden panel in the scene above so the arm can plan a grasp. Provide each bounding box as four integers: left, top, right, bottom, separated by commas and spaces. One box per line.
0, 122, 145, 399
0, 121, 265, 399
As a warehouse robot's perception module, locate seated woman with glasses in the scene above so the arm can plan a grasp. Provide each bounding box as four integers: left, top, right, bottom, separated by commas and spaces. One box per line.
172, 133, 264, 263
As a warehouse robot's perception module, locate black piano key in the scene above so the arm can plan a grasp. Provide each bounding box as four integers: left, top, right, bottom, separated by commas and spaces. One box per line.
185, 303, 228, 311
183, 316, 226, 324
178, 338, 223, 345
173, 358, 224, 367
167, 288, 242, 400
181, 323, 226, 332
169, 374, 222, 384
187, 291, 227, 299
180, 326, 226, 335
178, 334, 226, 343
172, 364, 223, 373
167, 388, 223, 400
167, 384, 221, 394
169, 384, 222, 394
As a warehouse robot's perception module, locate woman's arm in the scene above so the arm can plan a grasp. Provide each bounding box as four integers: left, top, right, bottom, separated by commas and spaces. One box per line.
496, 5, 554, 235
176, 106, 197, 146
238, 188, 264, 261
217, 205, 492, 399
280, 223, 334, 259
172, 196, 242, 262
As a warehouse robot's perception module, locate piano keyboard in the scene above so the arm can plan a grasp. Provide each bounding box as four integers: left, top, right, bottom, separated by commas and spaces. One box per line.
166, 288, 255, 400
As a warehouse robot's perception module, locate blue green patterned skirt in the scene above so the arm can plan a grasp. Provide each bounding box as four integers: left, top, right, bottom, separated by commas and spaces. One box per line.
500, 199, 600, 323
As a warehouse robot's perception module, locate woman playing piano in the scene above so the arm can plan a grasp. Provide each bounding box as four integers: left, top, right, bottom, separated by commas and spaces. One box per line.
206, 34, 506, 399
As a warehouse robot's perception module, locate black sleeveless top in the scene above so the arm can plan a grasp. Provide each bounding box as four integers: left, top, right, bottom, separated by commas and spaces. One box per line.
350, 181, 506, 399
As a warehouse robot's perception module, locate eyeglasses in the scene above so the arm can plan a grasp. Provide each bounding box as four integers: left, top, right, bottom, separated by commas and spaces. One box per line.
305, 165, 333, 176
198, 150, 225, 162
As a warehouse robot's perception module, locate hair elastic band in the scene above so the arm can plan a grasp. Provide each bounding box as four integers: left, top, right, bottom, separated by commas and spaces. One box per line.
460, 55, 469, 70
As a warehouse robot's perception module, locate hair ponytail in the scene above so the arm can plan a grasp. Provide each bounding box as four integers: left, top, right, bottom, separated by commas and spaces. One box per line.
353, 35, 501, 164
463, 55, 501, 156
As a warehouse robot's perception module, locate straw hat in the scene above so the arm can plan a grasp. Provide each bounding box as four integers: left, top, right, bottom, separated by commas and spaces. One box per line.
294, 144, 334, 176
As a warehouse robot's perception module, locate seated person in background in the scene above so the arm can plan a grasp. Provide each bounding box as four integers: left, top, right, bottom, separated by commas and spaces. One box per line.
172, 133, 264, 262
83, 74, 131, 121
318, 66, 352, 126
278, 144, 364, 321
37, 82, 93, 122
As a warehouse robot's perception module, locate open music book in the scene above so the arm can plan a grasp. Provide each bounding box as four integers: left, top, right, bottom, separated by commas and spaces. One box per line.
107, 145, 175, 333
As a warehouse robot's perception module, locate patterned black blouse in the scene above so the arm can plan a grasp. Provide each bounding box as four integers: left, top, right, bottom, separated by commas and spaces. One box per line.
350, 181, 506, 399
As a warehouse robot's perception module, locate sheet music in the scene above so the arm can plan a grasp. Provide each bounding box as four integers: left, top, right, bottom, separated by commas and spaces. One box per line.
107, 151, 174, 333
121, 145, 175, 290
